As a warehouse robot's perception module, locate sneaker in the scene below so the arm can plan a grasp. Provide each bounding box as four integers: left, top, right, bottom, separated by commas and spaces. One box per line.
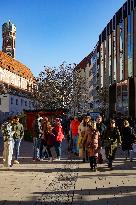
36, 158, 40, 161
124, 157, 127, 161
74, 152, 79, 156
54, 157, 60, 161
83, 158, 86, 163
14, 160, 19, 164
48, 157, 53, 162
109, 167, 113, 170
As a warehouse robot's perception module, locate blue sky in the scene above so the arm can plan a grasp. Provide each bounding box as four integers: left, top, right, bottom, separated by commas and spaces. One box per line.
0, 0, 125, 77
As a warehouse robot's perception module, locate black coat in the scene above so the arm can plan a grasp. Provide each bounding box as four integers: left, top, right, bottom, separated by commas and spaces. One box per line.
121, 126, 135, 151
96, 123, 106, 147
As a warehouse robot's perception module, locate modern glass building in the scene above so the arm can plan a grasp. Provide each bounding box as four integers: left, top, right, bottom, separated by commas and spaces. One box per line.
75, 0, 136, 118
97, 0, 136, 118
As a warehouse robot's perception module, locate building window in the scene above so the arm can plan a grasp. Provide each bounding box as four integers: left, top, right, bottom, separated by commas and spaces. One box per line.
29, 101, 31, 108
21, 99, 23, 106
89, 69, 92, 77
16, 99, 18, 105
11, 97, 13, 104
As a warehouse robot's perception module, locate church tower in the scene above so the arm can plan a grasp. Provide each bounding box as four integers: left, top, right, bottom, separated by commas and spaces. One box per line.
2, 21, 16, 58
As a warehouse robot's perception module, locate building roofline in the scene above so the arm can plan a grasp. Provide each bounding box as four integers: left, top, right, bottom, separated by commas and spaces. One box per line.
0, 51, 34, 80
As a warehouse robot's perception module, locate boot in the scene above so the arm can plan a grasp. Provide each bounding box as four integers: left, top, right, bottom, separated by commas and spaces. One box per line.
108, 159, 113, 170
89, 157, 93, 171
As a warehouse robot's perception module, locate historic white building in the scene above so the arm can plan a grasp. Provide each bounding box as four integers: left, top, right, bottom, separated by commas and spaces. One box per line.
0, 51, 36, 122
0, 21, 37, 122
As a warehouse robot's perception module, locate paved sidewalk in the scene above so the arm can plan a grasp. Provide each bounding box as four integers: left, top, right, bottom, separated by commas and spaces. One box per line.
0, 139, 135, 205
73, 151, 136, 205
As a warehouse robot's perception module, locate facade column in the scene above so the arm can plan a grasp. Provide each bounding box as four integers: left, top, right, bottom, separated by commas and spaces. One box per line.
133, 8, 136, 118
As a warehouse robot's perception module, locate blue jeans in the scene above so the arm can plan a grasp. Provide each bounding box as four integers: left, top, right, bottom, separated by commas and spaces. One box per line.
33, 138, 41, 160
54, 141, 61, 157
72, 135, 79, 154
14, 139, 21, 160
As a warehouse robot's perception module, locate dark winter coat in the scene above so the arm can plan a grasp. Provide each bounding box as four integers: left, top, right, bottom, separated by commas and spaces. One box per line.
121, 126, 135, 151
96, 122, 106, 146
32, 119, 42, 138
103, 126, 121, 159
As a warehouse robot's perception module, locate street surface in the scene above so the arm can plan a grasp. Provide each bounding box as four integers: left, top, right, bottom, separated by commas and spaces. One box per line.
0, 138, 136, 205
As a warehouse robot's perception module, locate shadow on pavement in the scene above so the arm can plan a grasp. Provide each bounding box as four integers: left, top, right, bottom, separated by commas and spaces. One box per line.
0, 161, 136, 174
29, 186, 136, 205
33, 185, 136, 195
1, 194, 136, 205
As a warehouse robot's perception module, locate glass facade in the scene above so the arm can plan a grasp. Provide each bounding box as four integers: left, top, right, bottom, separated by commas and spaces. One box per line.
119, 20, 124, 81
109, 35, 112, 85
100, 44, 104, 88
122, 83, 128, 115
116, 84, 121, 113
84, 0, 136, 117
113, 30, 116, 82
128, 14, 133, 77
116, 81, 128, 115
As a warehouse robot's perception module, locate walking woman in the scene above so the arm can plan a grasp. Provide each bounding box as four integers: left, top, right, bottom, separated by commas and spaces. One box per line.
1, 117, 15, 167
40, 117, 51, 160
121, 120, 135, 162
84, 120, 100, 171
78, 115, 90, 162
52, 118, 64, 160
103, 119, 121, 169
70, 116, 80, 156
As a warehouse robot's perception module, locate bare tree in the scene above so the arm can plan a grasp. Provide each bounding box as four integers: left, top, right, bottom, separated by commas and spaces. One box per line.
35, 62, 87, 114
96, 86, 109, 116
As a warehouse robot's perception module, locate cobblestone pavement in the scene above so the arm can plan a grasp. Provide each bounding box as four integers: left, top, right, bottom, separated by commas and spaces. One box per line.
0, 138, 136, 205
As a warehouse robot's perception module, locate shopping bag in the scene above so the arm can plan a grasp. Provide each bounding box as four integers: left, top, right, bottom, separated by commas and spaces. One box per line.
100, 148, 106, 161
132, 143, 136, 153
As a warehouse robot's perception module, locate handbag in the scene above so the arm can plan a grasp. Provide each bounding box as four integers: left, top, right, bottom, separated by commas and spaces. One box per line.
100, 148, 106, 160
132, 143, 136, 153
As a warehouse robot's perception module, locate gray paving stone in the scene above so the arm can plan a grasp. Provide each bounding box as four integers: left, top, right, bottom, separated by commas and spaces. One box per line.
0, 140, 136, 204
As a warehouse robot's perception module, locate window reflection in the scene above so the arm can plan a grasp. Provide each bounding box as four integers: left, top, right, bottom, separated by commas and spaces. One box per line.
128, 14, 133, 77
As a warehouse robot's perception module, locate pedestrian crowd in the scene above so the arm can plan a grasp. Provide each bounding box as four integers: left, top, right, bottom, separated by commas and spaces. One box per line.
32, 114, 64, 162
0, 114, 65, 167
69, 114, 136, 171
1, 113, 136, 171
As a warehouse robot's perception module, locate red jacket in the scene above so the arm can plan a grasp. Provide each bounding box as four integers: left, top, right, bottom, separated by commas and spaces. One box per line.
52, 125, 64, 142
70, 120, 80, 137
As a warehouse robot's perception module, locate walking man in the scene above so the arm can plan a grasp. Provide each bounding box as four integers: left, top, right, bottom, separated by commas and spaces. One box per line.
103, 119, 121, 169
70, 116, 80, 156
32, 114, 43, 161
13, 116, 24, 164
96, 115, 106, 163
